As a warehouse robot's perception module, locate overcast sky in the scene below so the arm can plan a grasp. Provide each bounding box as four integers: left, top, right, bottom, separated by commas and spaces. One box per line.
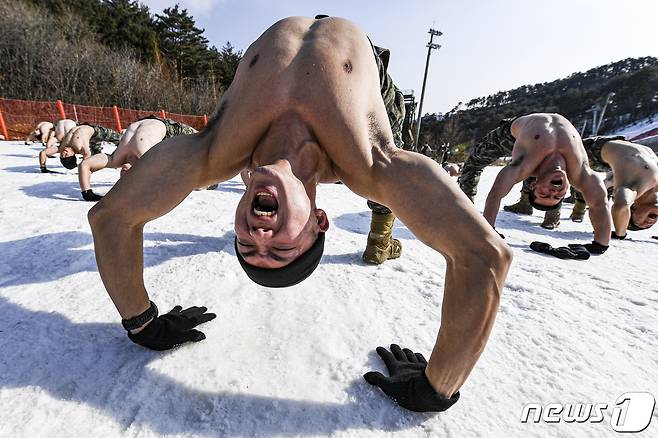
141, 0, 658, 114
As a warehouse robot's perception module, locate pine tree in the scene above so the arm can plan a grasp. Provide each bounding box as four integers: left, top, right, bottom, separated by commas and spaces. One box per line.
153, 5, 210, 81
97, 0, 156, 62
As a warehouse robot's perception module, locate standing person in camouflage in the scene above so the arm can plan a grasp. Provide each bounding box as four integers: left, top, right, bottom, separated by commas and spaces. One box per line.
458, 116, 561, 229
77, 116, 198, 201
361, 41, 408, 264
38, 122, 119, 173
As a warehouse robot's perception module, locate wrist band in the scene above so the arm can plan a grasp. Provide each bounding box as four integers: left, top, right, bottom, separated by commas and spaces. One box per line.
121, 301, 158, 331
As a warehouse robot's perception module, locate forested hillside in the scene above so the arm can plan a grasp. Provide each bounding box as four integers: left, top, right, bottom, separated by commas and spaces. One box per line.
420, 57, 658, 152
0, 0, 242, 114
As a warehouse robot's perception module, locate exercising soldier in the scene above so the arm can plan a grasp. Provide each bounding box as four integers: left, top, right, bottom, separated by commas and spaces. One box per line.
38, 123, 121, 173
581, 137, 657, 236
461, 113, 611, 253
89, 16, 512, 413
78, 116, 196, 201
26, 121, 54, 145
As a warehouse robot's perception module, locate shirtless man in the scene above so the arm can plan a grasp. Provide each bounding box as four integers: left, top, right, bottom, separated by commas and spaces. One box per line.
462, 114, 611, 252
26, 121, 54, 145
89, 16, 512, 413
78, 116, 196, 201
590, 138, 658, 237
39, 123, 121, 173
43, 119, 77, 151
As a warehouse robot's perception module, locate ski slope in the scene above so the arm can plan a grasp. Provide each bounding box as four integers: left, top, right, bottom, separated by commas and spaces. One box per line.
0, 141, 656, 437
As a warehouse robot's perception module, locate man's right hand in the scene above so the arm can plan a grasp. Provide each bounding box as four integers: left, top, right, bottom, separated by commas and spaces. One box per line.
128, 305, 216, 351
81, 189, 103, 202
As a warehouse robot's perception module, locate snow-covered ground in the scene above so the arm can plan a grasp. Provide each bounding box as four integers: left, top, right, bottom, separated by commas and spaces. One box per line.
611, 116, 658, 140
0, 141, 656, 438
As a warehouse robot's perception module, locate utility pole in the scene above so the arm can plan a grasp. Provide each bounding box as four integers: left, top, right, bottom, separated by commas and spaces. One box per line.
413, 28, 442, 150
594, 92, 615, 136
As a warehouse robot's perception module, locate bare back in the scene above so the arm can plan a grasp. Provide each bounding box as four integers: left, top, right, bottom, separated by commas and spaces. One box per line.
55, 119, 77, 141
60, 125, 94, 156
205, 16, 393, 197
111, 118, 167, 167
601, 140, 658, 197
36, 121, 54, 142
510, 113, 589, 185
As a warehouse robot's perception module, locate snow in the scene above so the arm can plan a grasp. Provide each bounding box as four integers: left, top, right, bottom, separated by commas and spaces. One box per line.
610, 116, 658, 140
0, 141, 656, 437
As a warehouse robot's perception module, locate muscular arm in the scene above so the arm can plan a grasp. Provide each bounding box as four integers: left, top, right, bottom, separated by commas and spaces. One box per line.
78, 153, 112, 192
366, 149, 512, 398
88, 135, 214, 320
577, 171, 612, 245
611, 187, 636, 237
483, 163, 525, 227
38, 145, 59, 168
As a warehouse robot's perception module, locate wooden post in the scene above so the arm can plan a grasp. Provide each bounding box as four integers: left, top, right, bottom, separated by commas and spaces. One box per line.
112, 105, 122, 132
203, 114, 208, 127
0, 110, 9, 141
72, 105, 79, 123
160, 109, 166, 119
56, 99, 66, 119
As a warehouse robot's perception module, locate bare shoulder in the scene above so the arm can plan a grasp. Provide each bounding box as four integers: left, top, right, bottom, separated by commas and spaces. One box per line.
511, 113, 575, 138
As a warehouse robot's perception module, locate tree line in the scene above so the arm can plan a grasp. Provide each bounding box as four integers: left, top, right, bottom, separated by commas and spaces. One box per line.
419, 56, 658, 159
0, 0, 242, 114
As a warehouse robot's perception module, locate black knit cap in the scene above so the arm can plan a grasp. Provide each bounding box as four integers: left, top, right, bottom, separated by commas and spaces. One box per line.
235, 232, 325, 288
60, 155, 77, 169
528, 191, 563, 212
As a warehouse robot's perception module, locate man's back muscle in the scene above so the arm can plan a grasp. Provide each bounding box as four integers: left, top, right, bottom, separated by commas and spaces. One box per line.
206, 17, 395, 194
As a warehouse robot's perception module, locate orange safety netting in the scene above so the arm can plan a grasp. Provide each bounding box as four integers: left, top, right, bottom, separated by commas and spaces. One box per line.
0, 97, 207, 140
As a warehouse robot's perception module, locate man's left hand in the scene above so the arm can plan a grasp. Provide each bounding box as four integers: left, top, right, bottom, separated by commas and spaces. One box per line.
363, 344, 460, 412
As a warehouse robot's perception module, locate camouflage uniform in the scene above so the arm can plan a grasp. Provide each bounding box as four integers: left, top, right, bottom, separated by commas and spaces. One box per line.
458, 117, 518, 201
139, 115, 196, 138
367, 41, 407, 215
574, 135, 626, 202
82, 124, 122, 155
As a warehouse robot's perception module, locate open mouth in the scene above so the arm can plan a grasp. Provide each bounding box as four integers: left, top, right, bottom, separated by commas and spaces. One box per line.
252, 192, 278, 217
550, 178, 563, 188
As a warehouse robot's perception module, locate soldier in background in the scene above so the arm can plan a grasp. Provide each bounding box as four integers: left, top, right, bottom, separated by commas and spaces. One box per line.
39, 123, 120, 173
459, 116, 561, 229
25, 121, 54, 145
77, 116, 198, 201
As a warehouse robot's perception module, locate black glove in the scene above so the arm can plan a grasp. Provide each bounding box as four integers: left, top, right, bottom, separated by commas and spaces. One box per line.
493, 228, 505, 239
81, 189, 103, 202
611, 231, 626, 240
530, 241, 590, 260
363, 344, 460, 412
128, 305, 216, 351
568, 241, 608, 254
652, 236, 658, 240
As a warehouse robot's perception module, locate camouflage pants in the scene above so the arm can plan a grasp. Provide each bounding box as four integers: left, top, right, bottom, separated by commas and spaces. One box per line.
458, 117, 517, 201
86, 125, 122, 155
574, 135, 625, 202
367, 42, 407, 215
140, 115, 196, 138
